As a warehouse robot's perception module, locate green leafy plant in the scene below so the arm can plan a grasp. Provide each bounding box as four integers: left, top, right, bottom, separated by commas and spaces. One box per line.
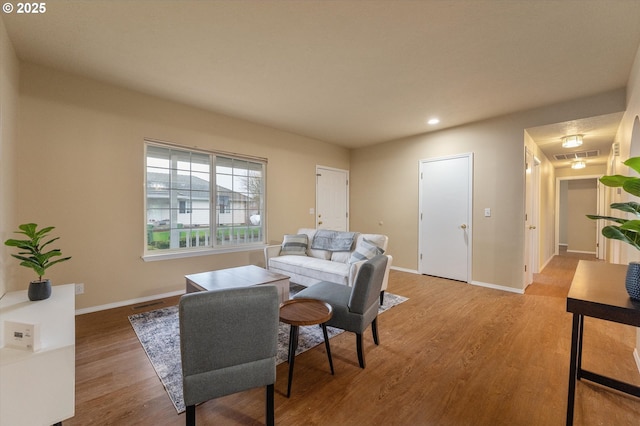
4, 223, 72, 281
587, 157, 640, 250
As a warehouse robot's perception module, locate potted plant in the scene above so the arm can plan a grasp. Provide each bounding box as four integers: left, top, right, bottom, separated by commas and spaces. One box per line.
587, 156, 640, 300
4, 223, 72, 301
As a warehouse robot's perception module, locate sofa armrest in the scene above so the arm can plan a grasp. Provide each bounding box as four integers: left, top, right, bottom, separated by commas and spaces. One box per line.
263, 245, 282, 269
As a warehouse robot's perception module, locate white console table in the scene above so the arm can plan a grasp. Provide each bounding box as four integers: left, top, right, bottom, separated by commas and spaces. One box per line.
0, 284, 75, 426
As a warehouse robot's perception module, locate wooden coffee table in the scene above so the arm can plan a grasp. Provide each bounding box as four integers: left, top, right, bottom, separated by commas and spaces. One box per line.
279, 298, 334, 397
185, 265, 290, 303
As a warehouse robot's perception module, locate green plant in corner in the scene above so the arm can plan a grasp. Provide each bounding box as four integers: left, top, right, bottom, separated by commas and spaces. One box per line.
4, 223, 72, 282
586, 157, 640, 250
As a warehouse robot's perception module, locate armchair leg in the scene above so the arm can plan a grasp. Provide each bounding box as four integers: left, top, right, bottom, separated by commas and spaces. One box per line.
380, 290, 385, 305
356, 333, 366, 368
372, 317, 379, 345
186, 405, 195, 426
266, 384, 275, 426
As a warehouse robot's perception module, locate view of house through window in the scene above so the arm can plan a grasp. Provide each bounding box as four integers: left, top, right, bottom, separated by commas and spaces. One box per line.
145, 142, 265, 252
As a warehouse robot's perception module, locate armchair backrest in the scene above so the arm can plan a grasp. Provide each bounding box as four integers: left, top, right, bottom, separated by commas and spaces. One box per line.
348, 254, 388, 314
179, 285, 279, 405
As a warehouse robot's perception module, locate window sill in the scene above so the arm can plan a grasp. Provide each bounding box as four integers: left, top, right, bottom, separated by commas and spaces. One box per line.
142, 244, 267, 262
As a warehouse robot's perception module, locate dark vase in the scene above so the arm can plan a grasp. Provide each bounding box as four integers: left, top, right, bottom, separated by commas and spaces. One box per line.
28, 279, 52, 301
624, 262, 640, 301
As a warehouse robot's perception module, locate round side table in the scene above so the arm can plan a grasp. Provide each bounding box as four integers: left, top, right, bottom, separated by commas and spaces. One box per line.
279, 298, 334, 397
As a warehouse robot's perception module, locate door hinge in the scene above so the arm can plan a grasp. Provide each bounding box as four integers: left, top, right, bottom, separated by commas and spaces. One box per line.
346, 212, 349, 218
524, 265, 527, 272
316, 173, 322, 177
346, 179, 349, 186
420, 253, 423, 260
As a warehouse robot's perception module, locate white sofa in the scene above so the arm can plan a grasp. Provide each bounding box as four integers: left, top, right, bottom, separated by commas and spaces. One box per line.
264, 228, 392, 302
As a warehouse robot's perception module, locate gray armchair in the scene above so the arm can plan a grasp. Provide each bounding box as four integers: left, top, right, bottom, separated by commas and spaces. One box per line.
293, 254, 389, 368
179, 285, 279, 426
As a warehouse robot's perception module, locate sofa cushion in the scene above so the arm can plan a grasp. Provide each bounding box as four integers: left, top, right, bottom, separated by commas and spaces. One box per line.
269, 256, 351, 285
349, 237, 385, 263
311, 230, 357, 251
280, 234, 308, 256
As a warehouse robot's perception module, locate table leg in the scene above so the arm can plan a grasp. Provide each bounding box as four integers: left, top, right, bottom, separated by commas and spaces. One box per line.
566, 313, 583, 426
322, 323, 334, 375
287, 324, 299, 398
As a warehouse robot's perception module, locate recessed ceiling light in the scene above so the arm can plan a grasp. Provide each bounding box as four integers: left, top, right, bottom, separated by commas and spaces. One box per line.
427, 118, 440, 125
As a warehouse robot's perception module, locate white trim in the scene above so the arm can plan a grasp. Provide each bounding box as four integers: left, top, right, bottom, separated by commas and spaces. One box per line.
142, 244, 266, 262
75, 289, 185, 315
390, 266, 419, 274
471, 280, 525, 294
539, 254, 554, 273
566, 250, 597, 255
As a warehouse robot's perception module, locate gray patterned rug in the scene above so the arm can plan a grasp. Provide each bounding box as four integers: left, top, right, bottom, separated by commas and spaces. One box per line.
129, 284, 408, 413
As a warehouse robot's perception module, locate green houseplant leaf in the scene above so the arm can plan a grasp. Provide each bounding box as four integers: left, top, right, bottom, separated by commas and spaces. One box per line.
4, 223, 71, 281
588, 157, 640, 252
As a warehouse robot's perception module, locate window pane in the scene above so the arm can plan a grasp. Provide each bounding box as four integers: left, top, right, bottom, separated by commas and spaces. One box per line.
146, 143, 265, 252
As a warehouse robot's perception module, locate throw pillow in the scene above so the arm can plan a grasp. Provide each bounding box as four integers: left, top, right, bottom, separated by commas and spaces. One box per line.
349, 238, 385, 263
280, 234, 308, 256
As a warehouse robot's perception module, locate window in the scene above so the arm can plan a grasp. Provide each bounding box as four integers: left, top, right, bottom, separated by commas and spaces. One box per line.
145, 142, 265, 253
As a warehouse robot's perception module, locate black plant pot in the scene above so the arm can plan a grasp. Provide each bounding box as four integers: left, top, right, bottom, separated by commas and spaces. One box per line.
28, 279, 52, 301
625, 262, 640, 301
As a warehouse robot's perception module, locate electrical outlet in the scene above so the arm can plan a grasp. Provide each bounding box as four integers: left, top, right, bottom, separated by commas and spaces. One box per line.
75, 283, 84, 295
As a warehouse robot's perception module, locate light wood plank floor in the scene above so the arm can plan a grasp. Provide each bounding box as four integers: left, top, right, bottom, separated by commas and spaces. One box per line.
68, 253, 640, 425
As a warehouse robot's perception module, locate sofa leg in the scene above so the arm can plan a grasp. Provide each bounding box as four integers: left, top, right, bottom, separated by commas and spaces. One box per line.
379, 290, 385, 305
356, 333, 365, 368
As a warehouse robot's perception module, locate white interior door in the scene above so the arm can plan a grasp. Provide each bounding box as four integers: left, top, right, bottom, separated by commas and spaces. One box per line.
419, 153, 473, 282
316, 166, 349, 231
524, 149, 540, 287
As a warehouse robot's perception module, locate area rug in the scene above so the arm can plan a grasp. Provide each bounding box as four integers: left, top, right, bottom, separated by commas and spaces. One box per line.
129, 284, 407, 413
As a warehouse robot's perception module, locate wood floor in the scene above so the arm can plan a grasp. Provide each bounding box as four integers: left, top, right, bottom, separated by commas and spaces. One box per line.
68, 253, 640, 425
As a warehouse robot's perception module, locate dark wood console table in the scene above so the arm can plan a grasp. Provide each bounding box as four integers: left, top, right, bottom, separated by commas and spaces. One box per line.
566, 260, 640, 425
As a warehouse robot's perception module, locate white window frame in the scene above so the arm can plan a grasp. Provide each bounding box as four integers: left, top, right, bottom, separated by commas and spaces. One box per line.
142, 140, 267, 261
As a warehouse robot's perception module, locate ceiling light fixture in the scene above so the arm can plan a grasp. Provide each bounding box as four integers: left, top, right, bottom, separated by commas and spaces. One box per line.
427, 118, 440, 125
562, 135, 583, 149
571, 160, 586, 170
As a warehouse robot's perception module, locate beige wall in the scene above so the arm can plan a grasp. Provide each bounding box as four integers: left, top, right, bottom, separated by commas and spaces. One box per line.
0, 18, 20, 297
13, 63, 349, 309
350, 90, 626, 290
606, 43, 640, 358
566, 179, 597, 253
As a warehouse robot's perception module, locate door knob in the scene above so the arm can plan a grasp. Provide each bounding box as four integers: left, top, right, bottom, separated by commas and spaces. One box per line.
529, 225, 536, 230
318, 221, 323, 225
460, 224, 467, 229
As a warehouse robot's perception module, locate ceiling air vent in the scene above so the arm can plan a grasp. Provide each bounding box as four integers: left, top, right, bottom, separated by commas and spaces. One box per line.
553, 150, 600, 161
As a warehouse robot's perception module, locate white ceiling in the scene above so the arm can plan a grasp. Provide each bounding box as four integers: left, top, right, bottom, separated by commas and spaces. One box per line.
3, 1, 640, 161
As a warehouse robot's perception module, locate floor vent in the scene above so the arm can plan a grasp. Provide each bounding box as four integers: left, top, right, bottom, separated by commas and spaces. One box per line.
553, 150, 600, 161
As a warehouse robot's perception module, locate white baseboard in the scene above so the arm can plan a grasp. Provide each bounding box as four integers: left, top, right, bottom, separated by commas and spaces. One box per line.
471, 280, 525, 294
634, 348, 640, 375
566, 249, 596, 255
390, 266, 419, 274
75, 289, 185, 315
539, 255, 554, 272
